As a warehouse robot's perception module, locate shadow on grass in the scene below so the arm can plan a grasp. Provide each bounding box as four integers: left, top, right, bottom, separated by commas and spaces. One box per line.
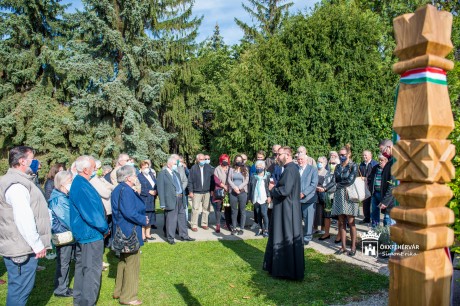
219, 238, 388, 305
174, 283, 202, 306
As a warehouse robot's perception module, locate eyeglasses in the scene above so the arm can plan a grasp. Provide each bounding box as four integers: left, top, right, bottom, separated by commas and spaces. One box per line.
339, 154, 347, 157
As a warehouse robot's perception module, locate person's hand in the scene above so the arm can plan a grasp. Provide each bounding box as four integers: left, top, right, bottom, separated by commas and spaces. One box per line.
234, 187, 240, 194
104, 230, 111, 239
189, 192, 194, 198
267, 197, 271, 204
222, 185, 228, 192
146, 216, 149, 224
269, 181, 275, 191
379, 203, 387, 209
316, 187, 324, 192
149, 190, 156, 196
300, 193, 305, 199
35, 248, 47, 259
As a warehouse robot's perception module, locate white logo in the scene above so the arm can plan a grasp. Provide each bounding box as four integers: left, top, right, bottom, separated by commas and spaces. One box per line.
360, 230, 381, 258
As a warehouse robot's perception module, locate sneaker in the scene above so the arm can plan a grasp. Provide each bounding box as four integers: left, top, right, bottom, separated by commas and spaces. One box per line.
231, 230, 237, 235
237, 230, 244, 235
102, 262, 110, 268
263, 232, 269, 238
314, 230, 325, 235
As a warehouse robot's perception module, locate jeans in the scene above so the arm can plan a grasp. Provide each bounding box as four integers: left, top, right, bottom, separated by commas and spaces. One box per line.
254, 203, 269, 231
301, 202, 316, 242
4, 254, 37, 306
212, 201, 222, 226
371, 191, 381, 227
229, 191, 247, 230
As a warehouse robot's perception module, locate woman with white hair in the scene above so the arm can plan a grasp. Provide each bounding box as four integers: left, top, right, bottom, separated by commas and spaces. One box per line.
248, 160, 271, 237
48, 171, 75, 298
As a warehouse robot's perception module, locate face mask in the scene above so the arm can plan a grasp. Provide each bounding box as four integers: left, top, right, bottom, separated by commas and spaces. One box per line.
317, 162, 323, 169
29, 159, 40, 174
205, 159, 210, 164
235, 162, 243, 167
90, 171, 96, 179
256, 168, 264, 174
142, 168, 150, 175
64, 183, 72, 193
339, 156, 347, 163
221, 160, 229, 166
96, 168, 103, 177
172, 165, 178, 171
126, 162, 135, 167
382, 152, 391, 159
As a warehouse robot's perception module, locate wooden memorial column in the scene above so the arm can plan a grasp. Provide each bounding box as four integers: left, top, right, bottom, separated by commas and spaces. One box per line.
389, 4, 455, 306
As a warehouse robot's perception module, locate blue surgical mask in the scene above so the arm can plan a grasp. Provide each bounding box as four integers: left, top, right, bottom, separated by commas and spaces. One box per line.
172, 165, 178, 171
126, 162, 135, 167
339, 156, 347, 163
199, 161, 205, 166
90, 171, 96, 179
256, 168, 264, 174
317, 162, 323, 169
29, 159, 40, 174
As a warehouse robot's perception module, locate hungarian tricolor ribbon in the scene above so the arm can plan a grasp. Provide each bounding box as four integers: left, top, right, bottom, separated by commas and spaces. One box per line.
400, 67, 447, 85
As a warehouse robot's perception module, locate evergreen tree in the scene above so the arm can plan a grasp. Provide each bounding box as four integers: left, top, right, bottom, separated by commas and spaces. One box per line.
235, 0, 293, 42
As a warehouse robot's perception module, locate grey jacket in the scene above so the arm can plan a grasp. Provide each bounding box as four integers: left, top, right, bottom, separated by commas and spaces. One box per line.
0, 168, 51, 257
299, 165, 319, 204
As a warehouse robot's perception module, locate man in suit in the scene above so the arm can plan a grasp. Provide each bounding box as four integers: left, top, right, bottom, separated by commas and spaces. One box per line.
157, 155, 195, 245
298, 153, 319, 245
358, 150, 378, 224
187, 153, 215, 231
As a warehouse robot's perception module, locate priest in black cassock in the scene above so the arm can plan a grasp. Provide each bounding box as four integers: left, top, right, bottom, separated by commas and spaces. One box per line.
263, 146, 305, 281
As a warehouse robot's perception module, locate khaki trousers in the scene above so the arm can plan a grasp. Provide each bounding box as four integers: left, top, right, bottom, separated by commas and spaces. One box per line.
191, 192, 211, 228
114, 250, 140, 303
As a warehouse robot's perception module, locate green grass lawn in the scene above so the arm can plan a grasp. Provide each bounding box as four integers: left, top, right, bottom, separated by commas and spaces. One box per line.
0, 239, 388, 305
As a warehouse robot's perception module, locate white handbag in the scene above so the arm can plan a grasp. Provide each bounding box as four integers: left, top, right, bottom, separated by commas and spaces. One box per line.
51, 231, 74, 246
346, 168, 371, 203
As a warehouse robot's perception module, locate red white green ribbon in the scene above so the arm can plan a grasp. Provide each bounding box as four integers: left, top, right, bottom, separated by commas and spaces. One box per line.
400, 67, 447, 85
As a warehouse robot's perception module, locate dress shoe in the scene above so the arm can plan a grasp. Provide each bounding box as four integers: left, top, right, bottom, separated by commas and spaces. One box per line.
147, 237, 156, 241
334, 248, 346, 255
0, 279, 5, 285
334, 238, 341, 244
359, 219, 370, 225
120, 300, 143, 305
180, 237, 196, 241
237, 230, 244, 235
318, 235, 331, 241
168, 240, 175, 245
113, 295, 120, 299
151, 225, 158, 229
348, 249, 357, 257
54, 288, 73, 298
191, 228, 198, 232
215, 224, 220, 233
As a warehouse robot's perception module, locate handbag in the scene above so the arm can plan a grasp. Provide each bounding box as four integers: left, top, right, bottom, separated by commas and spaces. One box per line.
50, 209, 74, 246
52, 231, 74, 246
346, 167, 371, 202
111, 187, 140, 253
214, 188, 225, 199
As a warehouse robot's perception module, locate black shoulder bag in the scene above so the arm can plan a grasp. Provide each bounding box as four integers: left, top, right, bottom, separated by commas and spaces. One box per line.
111, 187, 140, 253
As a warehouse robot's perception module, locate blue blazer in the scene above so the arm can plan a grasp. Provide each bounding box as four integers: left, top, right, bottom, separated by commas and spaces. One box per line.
271, 165, 282, 185
138, 172, 157, 212
299, 165, 319, 204
111, 182, 147, 247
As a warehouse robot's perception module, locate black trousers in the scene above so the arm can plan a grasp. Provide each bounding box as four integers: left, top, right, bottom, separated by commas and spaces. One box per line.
362, 197, 371, 221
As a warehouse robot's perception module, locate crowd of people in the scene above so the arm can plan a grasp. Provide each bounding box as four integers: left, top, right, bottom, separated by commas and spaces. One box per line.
0, 139, 396, 304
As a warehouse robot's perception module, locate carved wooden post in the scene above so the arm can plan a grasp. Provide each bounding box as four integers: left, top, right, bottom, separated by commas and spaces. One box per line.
389, 4, 455, 305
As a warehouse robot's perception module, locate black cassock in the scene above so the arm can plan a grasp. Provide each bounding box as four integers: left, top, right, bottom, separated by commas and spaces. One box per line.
263, 161, 304, 280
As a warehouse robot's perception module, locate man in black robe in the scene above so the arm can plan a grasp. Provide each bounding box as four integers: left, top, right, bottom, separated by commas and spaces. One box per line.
263, 146, 304, 281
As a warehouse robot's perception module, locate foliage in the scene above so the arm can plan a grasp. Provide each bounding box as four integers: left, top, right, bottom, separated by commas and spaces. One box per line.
0, 240, 389, 305
235, 0, 293, 42
209, 1, 396, 159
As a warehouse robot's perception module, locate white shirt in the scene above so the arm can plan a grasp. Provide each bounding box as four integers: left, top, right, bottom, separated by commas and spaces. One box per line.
299, 166, 305, 177
5, 184, 44, 253
200, 166, 204, 187
143, 173, 155, 188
